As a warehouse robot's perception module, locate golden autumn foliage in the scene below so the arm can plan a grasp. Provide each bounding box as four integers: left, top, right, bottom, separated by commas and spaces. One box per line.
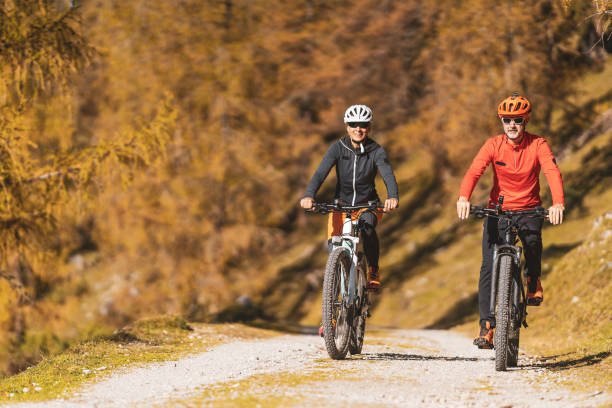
0, 1, 175, 373
0, 0, 609, 375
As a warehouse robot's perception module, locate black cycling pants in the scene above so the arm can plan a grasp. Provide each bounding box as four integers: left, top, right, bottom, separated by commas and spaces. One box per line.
359, 211, 380, 269
479, 215, 543, 328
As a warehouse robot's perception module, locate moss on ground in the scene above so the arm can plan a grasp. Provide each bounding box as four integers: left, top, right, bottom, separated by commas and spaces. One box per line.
0, 316, 278, 403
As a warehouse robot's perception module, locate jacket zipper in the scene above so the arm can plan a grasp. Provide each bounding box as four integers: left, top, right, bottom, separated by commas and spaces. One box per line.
514, 148, 518, 170
352, 153, 357, 205
340, 140, 359, 205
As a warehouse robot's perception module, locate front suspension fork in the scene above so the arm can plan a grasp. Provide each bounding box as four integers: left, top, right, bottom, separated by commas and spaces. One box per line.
489, 245, 527, 327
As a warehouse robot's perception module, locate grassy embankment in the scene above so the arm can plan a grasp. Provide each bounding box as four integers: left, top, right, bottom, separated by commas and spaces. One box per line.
0, 316, 277, 403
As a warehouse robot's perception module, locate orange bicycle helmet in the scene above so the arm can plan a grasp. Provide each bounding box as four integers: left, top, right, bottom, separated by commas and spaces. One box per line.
497, 92, 531, 118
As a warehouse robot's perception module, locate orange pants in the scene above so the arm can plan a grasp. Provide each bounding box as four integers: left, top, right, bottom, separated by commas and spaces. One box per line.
327, 209, 383, 239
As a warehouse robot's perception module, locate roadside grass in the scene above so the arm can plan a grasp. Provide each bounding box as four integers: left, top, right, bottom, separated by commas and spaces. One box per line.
520, 207, 612, 392
0, 316, 278, 403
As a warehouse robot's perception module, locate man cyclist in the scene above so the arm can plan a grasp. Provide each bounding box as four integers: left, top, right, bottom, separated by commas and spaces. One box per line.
456, 93, 565, 349
300, 104, 399, 293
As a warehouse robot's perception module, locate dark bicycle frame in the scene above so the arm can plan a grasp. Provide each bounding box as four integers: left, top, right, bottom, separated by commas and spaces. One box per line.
470, 203, 548, 329
470, 196, 549, 370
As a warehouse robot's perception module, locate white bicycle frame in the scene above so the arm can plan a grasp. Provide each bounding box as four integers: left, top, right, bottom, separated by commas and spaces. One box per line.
331, 215, 360, 306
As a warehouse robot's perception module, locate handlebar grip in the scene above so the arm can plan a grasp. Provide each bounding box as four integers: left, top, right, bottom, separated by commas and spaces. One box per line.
469, 207, 482, 217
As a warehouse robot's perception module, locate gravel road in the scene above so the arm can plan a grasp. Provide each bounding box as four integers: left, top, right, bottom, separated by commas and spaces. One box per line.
6, 328, 610, 407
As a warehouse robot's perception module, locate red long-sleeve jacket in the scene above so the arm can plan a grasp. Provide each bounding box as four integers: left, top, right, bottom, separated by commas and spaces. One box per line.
459, 132, 564, 210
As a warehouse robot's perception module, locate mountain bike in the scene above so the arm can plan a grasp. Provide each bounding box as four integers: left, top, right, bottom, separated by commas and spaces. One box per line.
305, 201, 384, 360
470, 200, 548, 371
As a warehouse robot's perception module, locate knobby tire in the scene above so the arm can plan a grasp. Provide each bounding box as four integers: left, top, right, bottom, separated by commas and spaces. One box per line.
507, 276, 521, 367
322, 247, 351, 359
494, 255, 513, 371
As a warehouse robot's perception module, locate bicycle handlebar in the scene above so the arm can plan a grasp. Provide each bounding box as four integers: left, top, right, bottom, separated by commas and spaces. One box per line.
304, 201, 387, 215
469, 205, 549, 219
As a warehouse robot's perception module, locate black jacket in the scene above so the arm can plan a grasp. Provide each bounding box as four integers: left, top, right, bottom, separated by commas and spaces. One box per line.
305, 136, 399, 205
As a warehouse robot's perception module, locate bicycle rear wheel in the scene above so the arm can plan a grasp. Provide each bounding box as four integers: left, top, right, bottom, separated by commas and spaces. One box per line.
494, 254, 514, 371
349, 252, 368, 355
322, 247, 351, 359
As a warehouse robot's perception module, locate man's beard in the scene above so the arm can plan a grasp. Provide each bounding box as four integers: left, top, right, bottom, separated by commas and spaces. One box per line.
506, 130, 522, 140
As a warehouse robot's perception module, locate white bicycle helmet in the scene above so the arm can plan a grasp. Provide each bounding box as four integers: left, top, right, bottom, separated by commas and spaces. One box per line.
343, 104, 373, 123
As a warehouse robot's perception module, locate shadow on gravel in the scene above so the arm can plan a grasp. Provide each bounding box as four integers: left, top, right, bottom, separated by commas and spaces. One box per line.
245, 320, 320, 336
360, 352, 492, 362
520, 351, 611, 371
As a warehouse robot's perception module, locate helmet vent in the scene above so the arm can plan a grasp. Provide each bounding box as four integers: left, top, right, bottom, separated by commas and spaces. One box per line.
498, 93, 531, 119
343, 104, 373, 123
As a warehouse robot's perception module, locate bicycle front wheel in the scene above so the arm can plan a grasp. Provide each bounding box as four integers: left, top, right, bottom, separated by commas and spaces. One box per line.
322, 247, 352, 359
507, 275, 522, 367
494, 254, 514, 371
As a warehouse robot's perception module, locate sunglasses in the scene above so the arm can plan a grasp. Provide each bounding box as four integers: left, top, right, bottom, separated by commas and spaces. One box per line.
501, 117, 525, 125
347, 122, 370, 129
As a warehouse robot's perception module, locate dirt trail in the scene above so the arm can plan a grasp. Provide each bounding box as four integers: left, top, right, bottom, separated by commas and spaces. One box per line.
5, 328, 610, 407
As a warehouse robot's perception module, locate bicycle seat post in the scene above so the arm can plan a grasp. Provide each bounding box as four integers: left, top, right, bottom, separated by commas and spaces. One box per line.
342, 212, 352, 236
